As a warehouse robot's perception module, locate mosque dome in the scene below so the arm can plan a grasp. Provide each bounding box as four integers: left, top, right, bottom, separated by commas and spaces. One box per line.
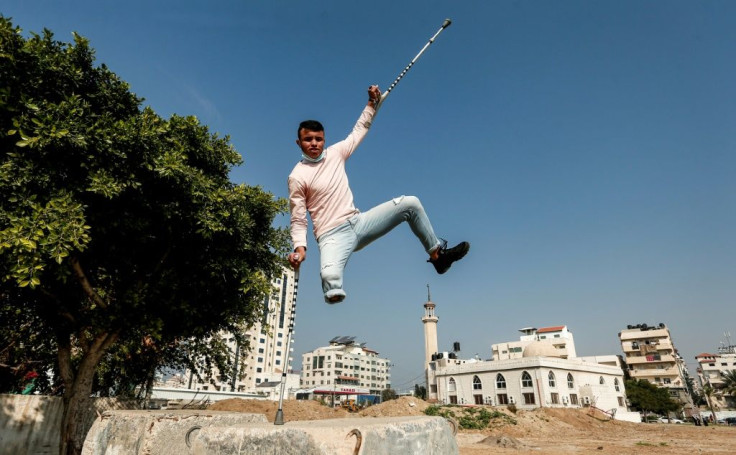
522, 341, 560, 358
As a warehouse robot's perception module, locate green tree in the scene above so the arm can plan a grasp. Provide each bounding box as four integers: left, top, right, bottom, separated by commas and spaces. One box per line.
721, 370, 736, 397
702, 384, 717, 422
381, 388, 398, 402
625, 379, 680, 420
0, 18, 289, 455
414, 383, 427, 400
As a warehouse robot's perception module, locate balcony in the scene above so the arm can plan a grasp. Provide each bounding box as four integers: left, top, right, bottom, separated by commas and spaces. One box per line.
630, 366, 680, 375
626, 354, 676, 364
629, 369, 679, 380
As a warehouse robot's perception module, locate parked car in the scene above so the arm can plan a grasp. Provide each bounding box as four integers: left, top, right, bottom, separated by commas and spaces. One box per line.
657, 417, 683, 424
725, 417, 736, 426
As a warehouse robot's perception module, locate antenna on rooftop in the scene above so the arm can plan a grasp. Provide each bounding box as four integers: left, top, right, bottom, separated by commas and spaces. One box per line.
427, 284, 431, 301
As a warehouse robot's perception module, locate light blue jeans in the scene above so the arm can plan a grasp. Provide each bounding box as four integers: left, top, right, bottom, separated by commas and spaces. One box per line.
317, 195, 441, 303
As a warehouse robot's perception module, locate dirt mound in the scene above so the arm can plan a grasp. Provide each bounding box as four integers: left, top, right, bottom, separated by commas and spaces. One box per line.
478, 434, 526, 449
358, 396, 430, 418
500, 406, 626, 438
208, 398, 352, 423
208, 396, 433, 422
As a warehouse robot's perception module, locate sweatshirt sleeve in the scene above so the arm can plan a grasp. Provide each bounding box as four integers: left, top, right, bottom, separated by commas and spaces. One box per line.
335, 105, 376, 160
288, 174, 308, 250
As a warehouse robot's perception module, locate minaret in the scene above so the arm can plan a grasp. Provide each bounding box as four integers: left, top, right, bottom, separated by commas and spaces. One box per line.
422, 285, 440, 401
422, 284, 439, 365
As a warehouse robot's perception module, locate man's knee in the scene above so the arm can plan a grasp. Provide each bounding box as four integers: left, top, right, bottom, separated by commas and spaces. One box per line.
401, 195, 426, 217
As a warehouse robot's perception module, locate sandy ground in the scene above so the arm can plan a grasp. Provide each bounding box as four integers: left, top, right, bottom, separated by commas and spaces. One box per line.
209, 397, 736, 454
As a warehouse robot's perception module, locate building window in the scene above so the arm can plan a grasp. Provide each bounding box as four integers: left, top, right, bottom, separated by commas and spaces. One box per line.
497, 394, 509, 405
614, 378, 620, 392
448, 378, 456, 392
567, 373, 574, 389
617, 397, 625, 407
496, 373, 507, 389
523, 392, 535, 404
599, 376, 605, 385
312, 355, 324, 369
522, 371, 533, 388
550, 393, 559, 404
569, 394, 579, 405
548, 371, 556, 388
449, 395, 458, 404
474, 394, 483, 405
473, 375, 482, 390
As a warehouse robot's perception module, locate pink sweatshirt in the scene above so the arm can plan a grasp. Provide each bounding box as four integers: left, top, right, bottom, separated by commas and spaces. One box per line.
288, 106, 376, 249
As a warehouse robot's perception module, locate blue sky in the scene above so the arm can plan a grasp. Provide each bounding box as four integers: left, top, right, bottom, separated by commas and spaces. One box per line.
4, 1, 735, 391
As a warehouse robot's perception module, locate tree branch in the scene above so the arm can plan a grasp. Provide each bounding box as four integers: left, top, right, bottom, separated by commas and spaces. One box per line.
70, 257, 108, 309
57, 339, 74, 388
38, 288, 77, 325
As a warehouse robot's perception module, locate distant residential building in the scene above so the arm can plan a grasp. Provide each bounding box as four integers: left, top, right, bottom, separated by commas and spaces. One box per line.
300, 336, 391, 399
695, 343, 736, 409
177, 266, 298, 398
618, 323, 692, 406
492, 326, 577, 360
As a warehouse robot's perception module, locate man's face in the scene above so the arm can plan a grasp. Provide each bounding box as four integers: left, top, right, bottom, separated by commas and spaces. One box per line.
297, 128, 325, 159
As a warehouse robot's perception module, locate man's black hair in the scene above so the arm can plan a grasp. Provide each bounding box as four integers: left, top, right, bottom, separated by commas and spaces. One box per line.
297, 120, 324, 138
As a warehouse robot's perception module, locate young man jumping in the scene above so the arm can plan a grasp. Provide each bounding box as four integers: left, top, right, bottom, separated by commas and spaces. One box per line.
288, 85, 469, 303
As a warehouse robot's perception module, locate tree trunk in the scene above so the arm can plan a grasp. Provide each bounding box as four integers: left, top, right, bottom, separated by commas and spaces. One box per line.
58, 331, 119, 455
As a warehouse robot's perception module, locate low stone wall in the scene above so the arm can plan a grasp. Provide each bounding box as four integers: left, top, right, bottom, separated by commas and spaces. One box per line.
0, 394, 140, 455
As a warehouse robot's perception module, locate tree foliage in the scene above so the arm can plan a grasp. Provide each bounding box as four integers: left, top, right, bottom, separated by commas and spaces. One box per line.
624, 379, 680, 416
414, 383, 427, 400
721, 370, 736, 397
0, 17, 289, 454
381, 388, 398, 402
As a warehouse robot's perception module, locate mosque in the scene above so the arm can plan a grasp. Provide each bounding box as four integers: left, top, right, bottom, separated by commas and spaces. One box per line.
421, 292, 641, 422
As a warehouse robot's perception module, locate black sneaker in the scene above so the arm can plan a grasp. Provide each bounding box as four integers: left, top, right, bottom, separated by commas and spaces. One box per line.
428, 240, 470, 274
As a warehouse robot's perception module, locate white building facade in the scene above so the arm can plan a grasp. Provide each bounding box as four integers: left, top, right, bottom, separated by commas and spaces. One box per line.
492, 326, 577, 360
430, 355, 628, 412
300, 337, 391, 398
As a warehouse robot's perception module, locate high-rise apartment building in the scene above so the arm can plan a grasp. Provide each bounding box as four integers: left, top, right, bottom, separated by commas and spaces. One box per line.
618, 323, 691, 404
185, 266, 298, 394
300, 337, 391, 397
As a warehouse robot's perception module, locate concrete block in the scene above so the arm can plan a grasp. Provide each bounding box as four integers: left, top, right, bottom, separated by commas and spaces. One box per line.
192, 416, 458, 454
82, 411, 458, 455
82, 410, 267, 455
